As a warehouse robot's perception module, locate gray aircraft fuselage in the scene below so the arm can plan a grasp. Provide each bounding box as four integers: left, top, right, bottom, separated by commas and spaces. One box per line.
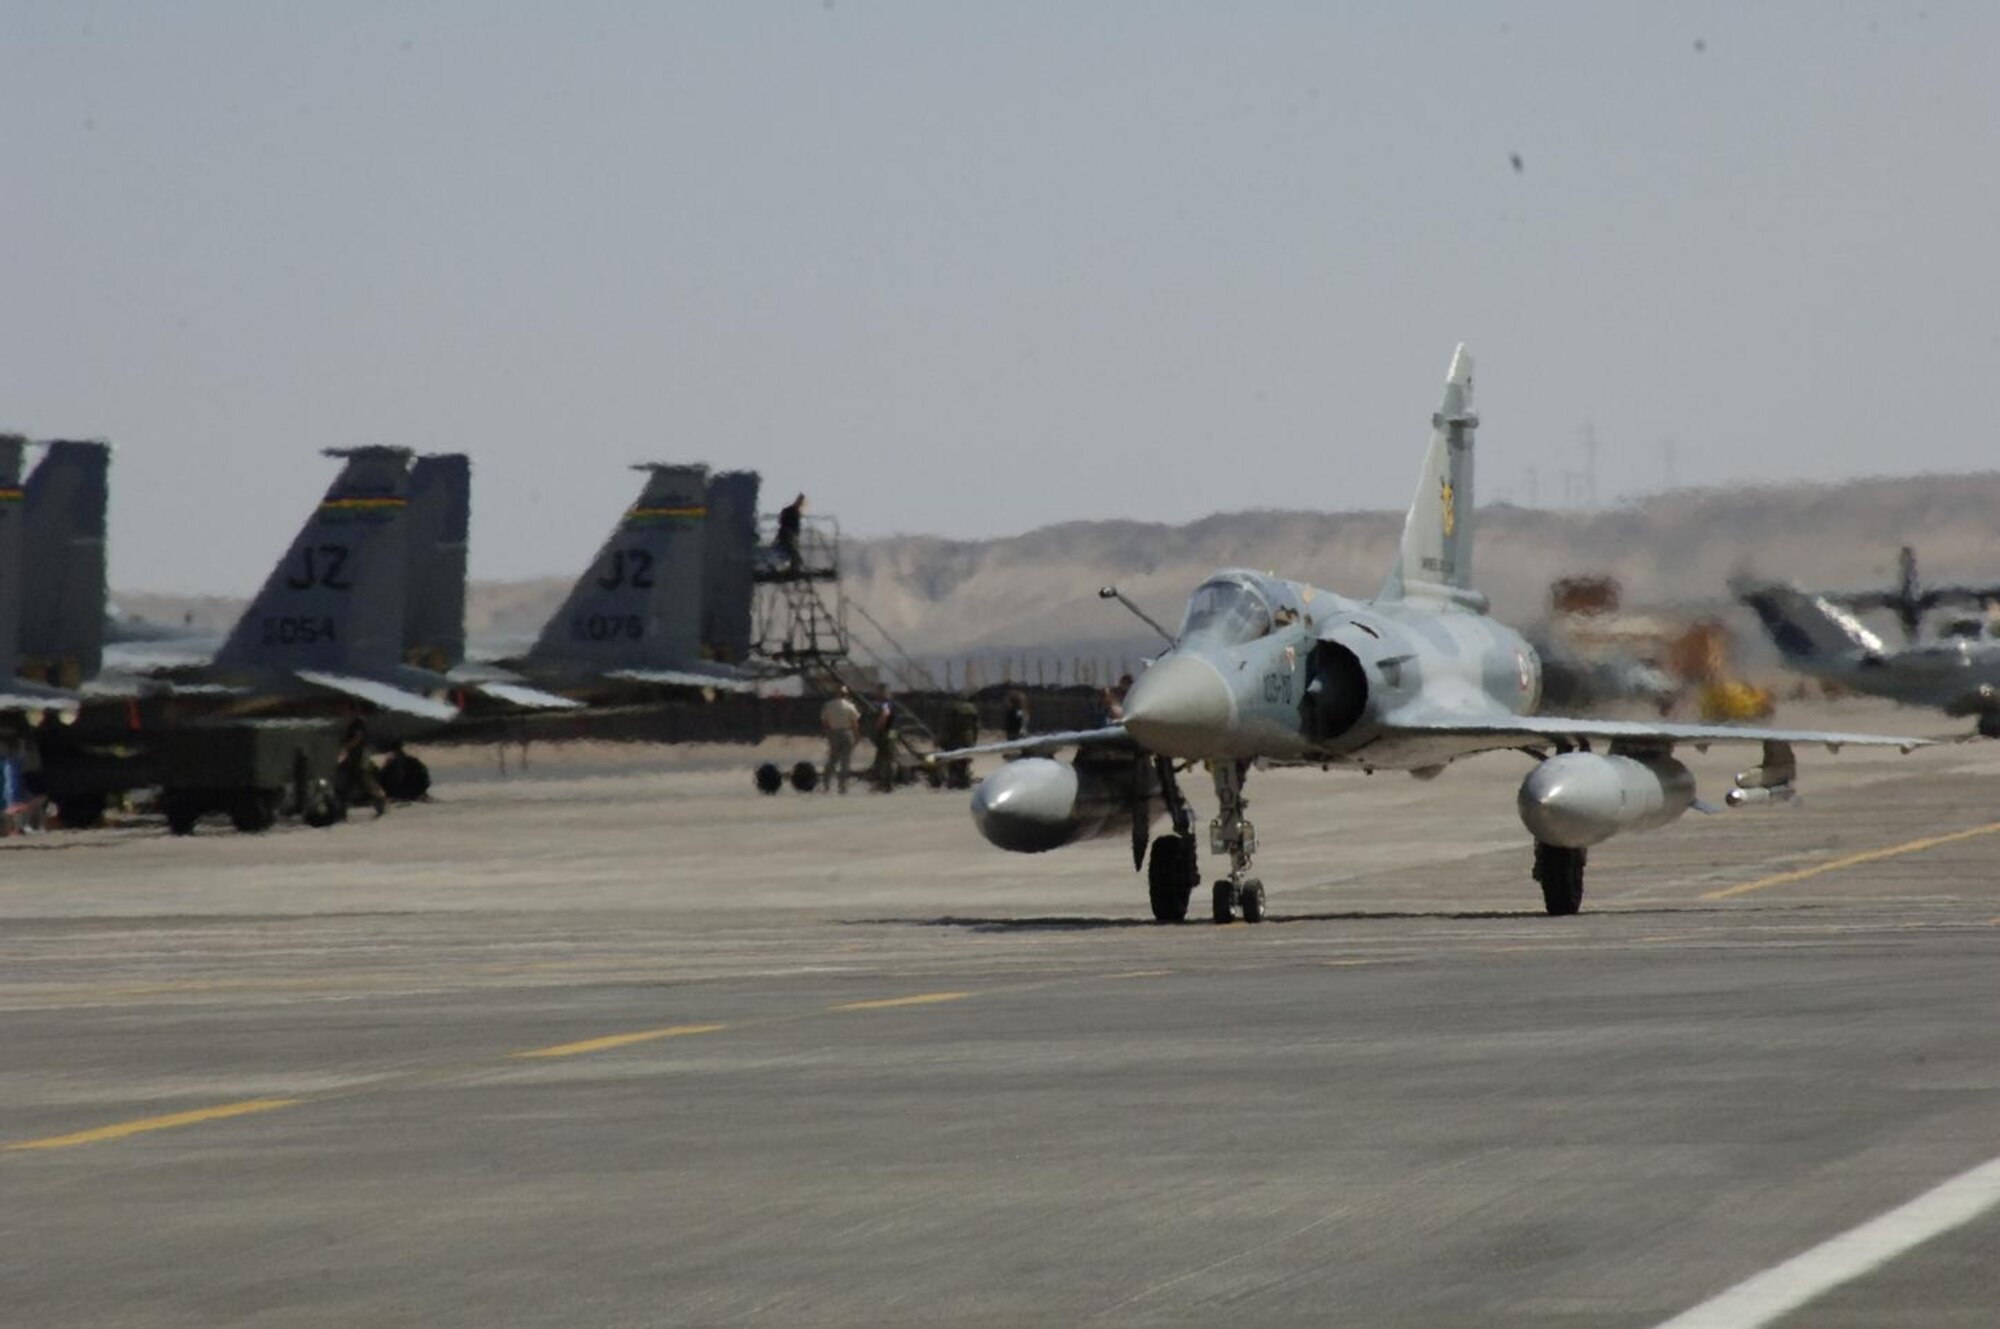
1123, 569, 1540, 770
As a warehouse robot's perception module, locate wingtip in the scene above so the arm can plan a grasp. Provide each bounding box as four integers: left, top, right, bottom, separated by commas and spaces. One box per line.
1447, 343, 1473, 385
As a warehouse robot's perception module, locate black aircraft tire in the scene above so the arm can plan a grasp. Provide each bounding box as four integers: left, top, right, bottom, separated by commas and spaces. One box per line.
1535, 842, 1585, 916
163, 792, 202, 837
229, 789, 280, 834
754, 763, 784, 795
1240, 879, 1267, 923
1146, 836, 1195, 922
1212, 881, 1236, 925
789, 761, 818, 793
1980, 713, 2000, 740
58, 790, 107, 829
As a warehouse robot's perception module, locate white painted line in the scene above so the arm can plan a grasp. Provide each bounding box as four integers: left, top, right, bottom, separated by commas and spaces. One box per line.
1654, 1154, 2000, 1328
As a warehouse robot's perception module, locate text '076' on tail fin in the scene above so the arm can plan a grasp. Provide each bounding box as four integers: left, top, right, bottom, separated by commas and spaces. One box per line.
403, 453, 469, 673
1380, 344, 1483, 611
22, 440, 109, 687
214, 447, 414, 676
528, 463, 710, 672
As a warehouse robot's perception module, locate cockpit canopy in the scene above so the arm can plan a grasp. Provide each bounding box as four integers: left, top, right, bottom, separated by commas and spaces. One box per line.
1178, 576, 1274, 647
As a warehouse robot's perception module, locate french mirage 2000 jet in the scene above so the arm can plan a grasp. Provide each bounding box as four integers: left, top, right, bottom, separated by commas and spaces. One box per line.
940, 346, 1927, 923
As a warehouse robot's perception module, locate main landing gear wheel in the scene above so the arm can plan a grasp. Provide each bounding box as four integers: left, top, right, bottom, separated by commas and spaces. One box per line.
1146, 833, 1199, 923
1533, 841, 1586, 916
1979, 713, 2000, 740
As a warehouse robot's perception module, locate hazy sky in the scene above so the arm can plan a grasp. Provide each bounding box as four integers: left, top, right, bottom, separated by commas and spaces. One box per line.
8, 3, 1998, 593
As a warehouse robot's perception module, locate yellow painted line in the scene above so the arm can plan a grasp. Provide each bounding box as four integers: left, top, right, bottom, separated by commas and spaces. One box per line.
831, 991, 972, 1012
1703, 820, 2000, 901
6, 1097, 301, 1152
1323, 958, 1384, 968
512, 1024, 726, 1059
1106, 969, 1173, 980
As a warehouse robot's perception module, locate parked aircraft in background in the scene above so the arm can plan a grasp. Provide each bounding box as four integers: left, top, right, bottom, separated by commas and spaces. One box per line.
0, 436, 95, 715
1734, 576, 2000, 737
940, 346, 1926, 923
464, 462, 768, 702
107, 447, 460, 722
1818, 545, 2000, 643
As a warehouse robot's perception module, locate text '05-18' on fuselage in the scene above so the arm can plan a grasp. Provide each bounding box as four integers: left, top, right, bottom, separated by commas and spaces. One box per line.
937, 345, 1929, 925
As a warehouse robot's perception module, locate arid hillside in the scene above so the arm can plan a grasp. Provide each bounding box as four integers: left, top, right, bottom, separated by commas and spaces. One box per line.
119, 472, 2000, 661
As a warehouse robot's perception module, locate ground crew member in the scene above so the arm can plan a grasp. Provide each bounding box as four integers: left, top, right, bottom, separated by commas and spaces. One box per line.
776, 493, 806, 574
869, 683, 898, 792
338, 717, 389, 817
820, 685, 861, 794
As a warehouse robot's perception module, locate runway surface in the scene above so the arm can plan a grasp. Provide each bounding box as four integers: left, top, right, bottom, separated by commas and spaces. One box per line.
4, 700, 1999, 1327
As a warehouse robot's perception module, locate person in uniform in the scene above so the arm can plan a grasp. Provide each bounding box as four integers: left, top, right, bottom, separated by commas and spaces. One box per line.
819, 685, 861, 794
868, 683, 899, 792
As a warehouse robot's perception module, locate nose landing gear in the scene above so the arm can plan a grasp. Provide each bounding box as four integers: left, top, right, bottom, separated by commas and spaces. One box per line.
1209, 760, 1266, 924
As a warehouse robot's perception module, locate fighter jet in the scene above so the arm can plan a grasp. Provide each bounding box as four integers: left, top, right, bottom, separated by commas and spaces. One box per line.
1819, 545, 2000, 643
942, 347, 1926, 923
109, 447, 459, 722
1734, 576, 2000, 737
0, 436, 91, 715
481, 462, 766, 700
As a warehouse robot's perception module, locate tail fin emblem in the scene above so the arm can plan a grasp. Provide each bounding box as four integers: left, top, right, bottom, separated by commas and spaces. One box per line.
1440, 478, 1456, 537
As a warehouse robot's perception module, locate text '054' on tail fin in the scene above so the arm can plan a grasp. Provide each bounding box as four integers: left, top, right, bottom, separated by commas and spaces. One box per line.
1380, 344, 1483, 611
528, 463, 710, 672
403, 453, 469, 673
22, 440, 110, 687
213, 446, 414, 676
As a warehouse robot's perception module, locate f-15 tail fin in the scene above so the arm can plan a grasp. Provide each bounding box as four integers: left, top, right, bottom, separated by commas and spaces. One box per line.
214, 447, 413, 677
1733, 577, 1887, 665
527, 463, 710, 673
403, 453, 469, 672
1380, 345, 1482, 611
22, 440, 109, 686
0, 436, 26, 680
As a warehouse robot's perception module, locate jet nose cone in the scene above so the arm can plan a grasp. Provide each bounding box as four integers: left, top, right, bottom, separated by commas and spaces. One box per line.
1122, 654, 1234, 757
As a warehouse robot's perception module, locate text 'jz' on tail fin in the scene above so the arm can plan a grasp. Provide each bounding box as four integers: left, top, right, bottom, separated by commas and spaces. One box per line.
214, 446, 413, 676
528, 463, 710, 673
1380, 344, 1484, 611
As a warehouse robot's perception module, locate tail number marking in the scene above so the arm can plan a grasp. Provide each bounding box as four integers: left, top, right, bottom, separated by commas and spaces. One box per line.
261, 617, 337, 646
570, 614, 645, 643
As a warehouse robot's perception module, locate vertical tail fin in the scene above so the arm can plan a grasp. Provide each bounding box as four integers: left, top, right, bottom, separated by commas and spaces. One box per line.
0, 436, 25, 680
1379, 344, 1482, 610
1733, 578, 1886, 664
402, 453, 469, 672
21, 440, 109, 686
528, 463, 710, 672
700, 470, 761, 665
214, 447, 413, 676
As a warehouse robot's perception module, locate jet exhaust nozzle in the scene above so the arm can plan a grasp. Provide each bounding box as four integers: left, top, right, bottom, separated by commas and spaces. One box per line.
1518, 752, 1696, 849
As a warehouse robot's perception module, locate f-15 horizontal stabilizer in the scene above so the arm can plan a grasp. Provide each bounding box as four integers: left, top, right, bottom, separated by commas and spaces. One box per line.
459, 678, 584, 711
292, 669, 458, 721
1380, 344, 1484, 612
604, 666, 760, 694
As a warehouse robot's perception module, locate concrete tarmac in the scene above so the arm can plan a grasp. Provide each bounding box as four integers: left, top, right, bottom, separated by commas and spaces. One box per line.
4, 700, 1999, 1327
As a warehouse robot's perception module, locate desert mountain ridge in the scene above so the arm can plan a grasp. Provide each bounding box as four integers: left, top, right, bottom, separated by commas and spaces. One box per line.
118, 471, 2000, 662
